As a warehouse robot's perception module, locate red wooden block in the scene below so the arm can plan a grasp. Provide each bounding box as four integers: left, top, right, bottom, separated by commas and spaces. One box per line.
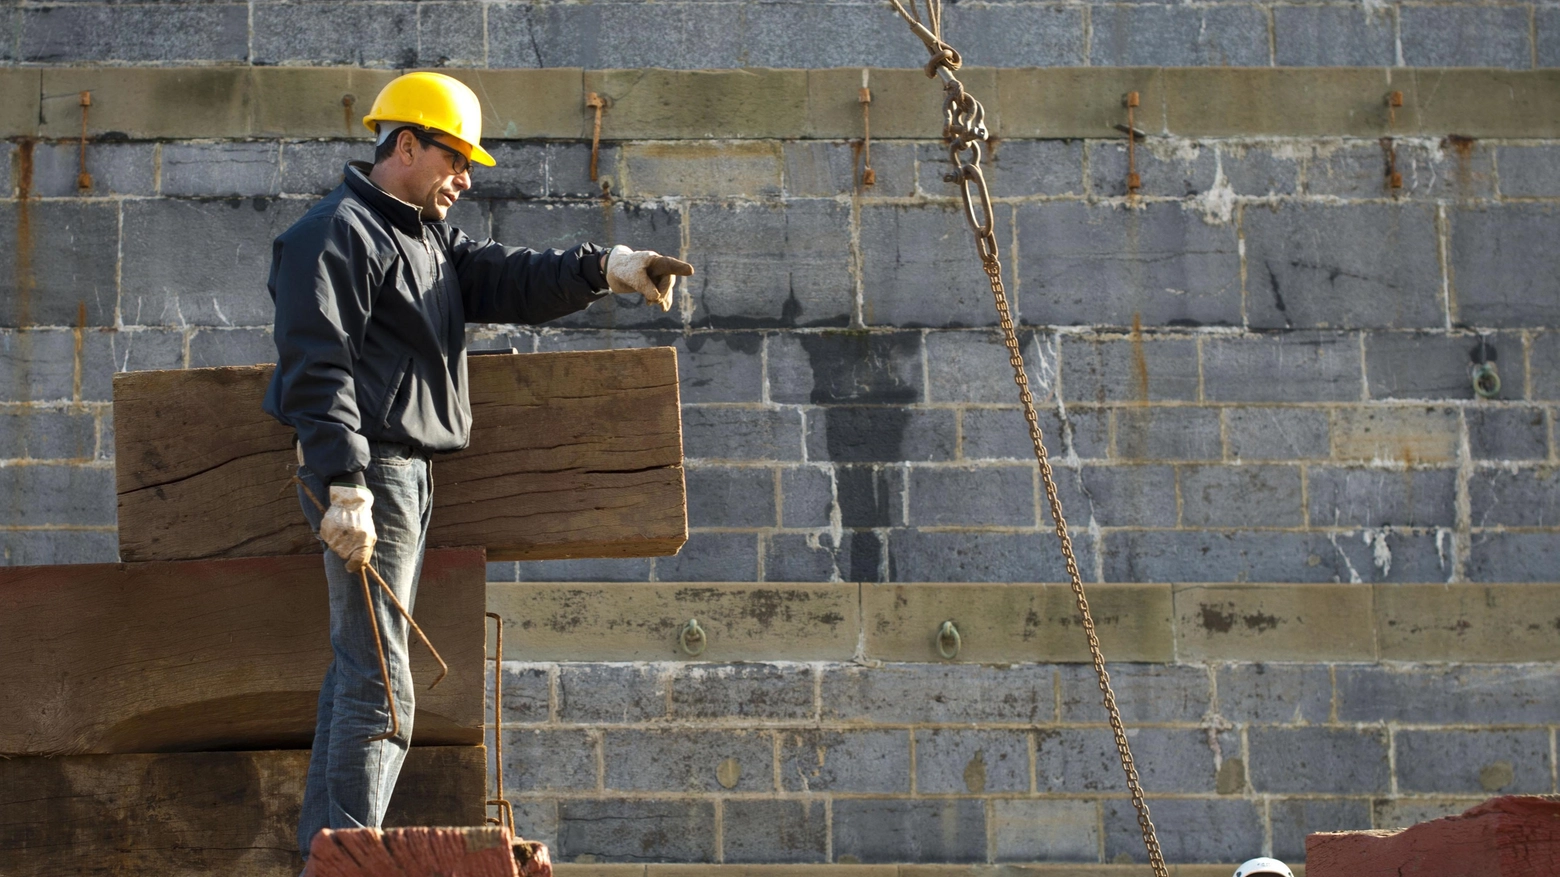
1306, 795, 1560, 877
305, 826, 517, 877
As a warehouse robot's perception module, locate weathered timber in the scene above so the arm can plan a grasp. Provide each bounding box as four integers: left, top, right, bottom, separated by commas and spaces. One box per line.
304, 827, 519, 877
1307, 796, 1560, 877
0, 746, 485, 877
0, 549, 485, 756
113, 348, 686, 563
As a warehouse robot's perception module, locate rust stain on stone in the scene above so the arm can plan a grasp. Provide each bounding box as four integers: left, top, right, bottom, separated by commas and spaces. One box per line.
1129, 312, 1149, 404
15, 138, 36, 328
73, 301, 87, 403
1443, 134, 1477, 198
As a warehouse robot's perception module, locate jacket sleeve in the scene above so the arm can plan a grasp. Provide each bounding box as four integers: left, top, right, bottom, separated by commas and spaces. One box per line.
442, 224, 610, 325
267, 216, 380, 487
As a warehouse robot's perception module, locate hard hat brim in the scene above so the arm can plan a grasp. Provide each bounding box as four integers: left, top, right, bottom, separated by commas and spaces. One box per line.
362, 116, 497, 167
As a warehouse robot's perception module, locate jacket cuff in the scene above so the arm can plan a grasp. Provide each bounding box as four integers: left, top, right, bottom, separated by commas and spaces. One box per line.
328, 470, 368, 489
580, 242, 609, 292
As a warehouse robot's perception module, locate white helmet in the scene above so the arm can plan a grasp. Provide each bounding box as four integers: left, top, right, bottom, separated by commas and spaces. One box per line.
1234, 859, 1293, 877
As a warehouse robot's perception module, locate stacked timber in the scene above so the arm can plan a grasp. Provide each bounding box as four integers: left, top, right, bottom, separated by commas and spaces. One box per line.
1306, 796, 1560, 877
0, 350, 687, 877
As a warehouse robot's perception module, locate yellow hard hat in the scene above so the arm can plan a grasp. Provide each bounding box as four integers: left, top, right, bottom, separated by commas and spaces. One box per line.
362, 71, 496, 167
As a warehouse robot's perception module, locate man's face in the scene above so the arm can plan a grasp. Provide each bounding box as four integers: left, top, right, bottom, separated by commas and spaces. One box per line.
406, 130, 473, 221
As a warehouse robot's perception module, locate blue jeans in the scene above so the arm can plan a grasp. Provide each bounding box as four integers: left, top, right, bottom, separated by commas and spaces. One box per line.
295, 441, 433, 861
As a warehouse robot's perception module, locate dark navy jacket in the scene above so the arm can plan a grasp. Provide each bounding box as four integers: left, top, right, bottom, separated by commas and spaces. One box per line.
263, 162, 608, 486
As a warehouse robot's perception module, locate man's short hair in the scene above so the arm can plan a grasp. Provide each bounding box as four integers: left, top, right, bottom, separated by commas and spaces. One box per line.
372, 125, 413, 165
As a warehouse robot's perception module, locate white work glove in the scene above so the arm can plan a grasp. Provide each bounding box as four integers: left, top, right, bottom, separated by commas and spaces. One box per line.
319, 484, 376, 573
605, 245, 695, 312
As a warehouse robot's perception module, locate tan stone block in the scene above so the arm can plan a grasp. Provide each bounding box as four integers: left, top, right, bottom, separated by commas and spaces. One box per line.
586, 69, 807, 140
557, 866, 648, 877
621, 141, 783, 198
487, 583, 859, 662
862, 582, 1174, 663
39, 68, 252, 140
1174, 583, 1376, 662
806, 68, 997, 140
0, 70, 41, 139
439, 69, 586, 140
997, 68, 1164, 139
249, 68, 398, 139
1164, 68, 1403, 138
1331, 406, 1460, 464
1377, 582, 1560, 662
1409, 69, 1560, 139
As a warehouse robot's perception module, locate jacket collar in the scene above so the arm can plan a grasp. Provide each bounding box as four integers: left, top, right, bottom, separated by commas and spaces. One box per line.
344, 161, 426, 238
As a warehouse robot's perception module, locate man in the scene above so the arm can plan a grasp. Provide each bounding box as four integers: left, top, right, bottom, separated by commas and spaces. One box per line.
263, 71, 692, 870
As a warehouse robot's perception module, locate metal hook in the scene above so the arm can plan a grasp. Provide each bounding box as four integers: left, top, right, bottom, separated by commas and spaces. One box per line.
680, 619, 707, 657
1472, 362, 1501, 399
936, 620, 961, 660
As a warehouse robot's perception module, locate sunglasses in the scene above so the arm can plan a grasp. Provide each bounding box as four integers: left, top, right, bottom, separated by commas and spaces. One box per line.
413, 131, 473, 177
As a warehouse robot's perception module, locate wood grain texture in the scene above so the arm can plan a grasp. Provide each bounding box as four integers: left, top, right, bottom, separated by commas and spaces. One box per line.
113, 349, 686, 563
0, 549, 485, 756
1307, 796, 1560, 877
0, 746, 486, 877
305, 827, 517, 877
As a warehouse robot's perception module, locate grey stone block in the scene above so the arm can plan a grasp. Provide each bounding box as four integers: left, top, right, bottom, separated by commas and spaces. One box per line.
1017, 202, 1241, 329
781, 466, 834, 529
558, 664, 667, 724
1532, 332, 1560, 401
0, 202, 120, 328
1089, 5, 1270, 66
508, 801, 558, 852
30, 141, 156, 198
1401, 6, 1533, 68
1060, 663, 1211, 724
1180, 465, 1303, 528
1270, 798, 1373, 862
742, 1, 925, 67
602, 729, 773, 793
253, 2, 419, 67
1061, 334, 1198, 403
1115, 407, 1222, 460
462, 142, 546, 200
0, 464, 115, 527
927, 329, 1058, 406
1274, 6, 1395, 66
769, 332, 922, 405
1104, 529, 1449, 584
688, 201, 852, 329
0, 409, 96, 461
1543, 9, 1560, 69
1303, 140, 1495, 202
121, 198, 308, 329
785, 141, 915, 199
834, 464, 905, 528
1307, 467, 1457, 529
281, 142, 360, 196
963, 406, 1108, 461
832, 799, 985, 864
1374, 798, 1489, 831
822, 662, 1055, 724
1087, 140, 1217, 199
654, 531, 758, 582
189, 328, 274, 369
415, 1, 485, 68
516, 556, 653, 582
1071, 465, 1179, 528
1249, 727, 1390, 794
546, 142, 620, 199
888, 528, 1095, 583
778, 729, 910, 793
502, 729, 598, 793
488, 561, 518, 582
1468, 407, 1548, 461
908, 465, 1035, 527
1219, 145, 1300, 197
1469, 467, 1560, 528
1396, 729, 1552, 795
511, 2, 742, 69
993, 799, 1098, 863
1104, 798, 1261, 865
557, 799, 715, 863
938, 139, 1083, 199
1037, 727, 1215, 795
1367, 332, 1521, 400
1203, 333, 1362, 402
0, 529, 118, 566
21, 4, 248, 63
1450, 205, 1560, 328
686, 466, 776, 529
860, 203, 1017, 329
670, 663, 813, 721
161, 143, 281, 198
916, 728, 1029, 794
723, 800, 827, 864
111, 328, 186, 375
496, 663, 550, 725
806, 407, 956, 463
682, 407, 803, 461
77, 331, 118, 403
1216, 663, 1333, 725
1245, 203, 1443, 330
1226, 407, 1331, 461
539, 330, 764, 405
764, 530, 885, 583
1500, 145, 1560, 197
1336, 664, 1560, 724
941, 3, 1086, 67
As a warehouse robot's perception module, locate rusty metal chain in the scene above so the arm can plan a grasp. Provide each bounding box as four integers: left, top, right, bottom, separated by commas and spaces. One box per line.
890, 3, 1168, 872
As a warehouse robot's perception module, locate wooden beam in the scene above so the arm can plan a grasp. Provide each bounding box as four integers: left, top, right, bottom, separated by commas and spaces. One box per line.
1307, 796, 1560, 877
0, 549, 485, 756
0, 746, 486, 877
113, 349, 686, 563
304, 827, 520, 877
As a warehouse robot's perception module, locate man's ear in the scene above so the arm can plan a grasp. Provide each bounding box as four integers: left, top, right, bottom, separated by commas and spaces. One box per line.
397, 128, 420, 166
